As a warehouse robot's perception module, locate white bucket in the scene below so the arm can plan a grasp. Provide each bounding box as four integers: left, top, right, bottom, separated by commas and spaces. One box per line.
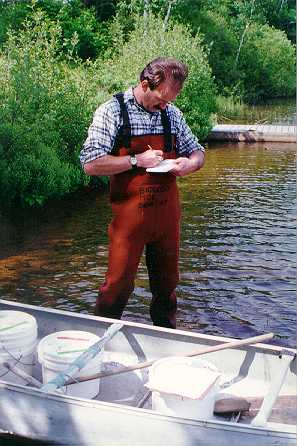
0, 310, 38, 385
147, 356, 221, 420
37, 330, 104, 399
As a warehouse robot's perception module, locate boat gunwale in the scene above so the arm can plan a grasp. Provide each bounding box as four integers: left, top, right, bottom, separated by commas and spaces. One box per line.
0, 299, 295, 357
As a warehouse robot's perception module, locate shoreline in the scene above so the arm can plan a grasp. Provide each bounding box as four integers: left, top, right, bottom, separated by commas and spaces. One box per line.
208, 124, 296, 143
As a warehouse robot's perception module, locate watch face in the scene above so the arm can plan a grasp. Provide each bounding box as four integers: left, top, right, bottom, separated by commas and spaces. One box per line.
131, 156, 137, 166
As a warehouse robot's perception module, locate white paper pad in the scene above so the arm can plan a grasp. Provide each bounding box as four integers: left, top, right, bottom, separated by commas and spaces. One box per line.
146, 159, 176, 173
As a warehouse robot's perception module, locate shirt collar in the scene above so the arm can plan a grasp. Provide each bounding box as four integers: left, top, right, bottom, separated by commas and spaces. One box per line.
124, 87, 162, 116
124, 87, 135, 103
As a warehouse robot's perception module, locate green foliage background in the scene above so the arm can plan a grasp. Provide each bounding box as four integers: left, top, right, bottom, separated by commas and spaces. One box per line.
0, 11, 100, 206
96, 15, 216, 139
0, 0, 295, 207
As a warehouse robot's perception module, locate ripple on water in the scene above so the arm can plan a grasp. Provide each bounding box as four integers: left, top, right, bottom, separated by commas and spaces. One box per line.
0, 144, 296, 347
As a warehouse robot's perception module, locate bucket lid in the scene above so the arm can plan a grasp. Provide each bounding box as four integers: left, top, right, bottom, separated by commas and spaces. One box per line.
38, 330, 100, 365
147, 356, 221, 400
0, 310, 37, 344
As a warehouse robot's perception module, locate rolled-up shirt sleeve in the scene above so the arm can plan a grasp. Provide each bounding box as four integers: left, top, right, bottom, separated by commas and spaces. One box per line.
80, 100, 120, 166
173, 108, 205, 156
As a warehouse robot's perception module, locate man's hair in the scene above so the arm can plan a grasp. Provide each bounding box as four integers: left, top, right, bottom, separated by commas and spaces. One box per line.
140, 57, 188, 90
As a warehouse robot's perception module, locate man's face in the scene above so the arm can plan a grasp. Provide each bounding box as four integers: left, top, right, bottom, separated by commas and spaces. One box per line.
141, 80, 181, 112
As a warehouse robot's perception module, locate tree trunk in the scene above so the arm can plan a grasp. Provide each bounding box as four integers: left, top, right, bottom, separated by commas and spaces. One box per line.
234, 0, 256, 67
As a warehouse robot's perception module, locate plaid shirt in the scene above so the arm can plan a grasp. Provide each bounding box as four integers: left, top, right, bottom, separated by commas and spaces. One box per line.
80, 88, 205, 166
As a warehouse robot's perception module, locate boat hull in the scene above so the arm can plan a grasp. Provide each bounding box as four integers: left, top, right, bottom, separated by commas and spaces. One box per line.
1, 383, 295, 446
0, 299, 296, 446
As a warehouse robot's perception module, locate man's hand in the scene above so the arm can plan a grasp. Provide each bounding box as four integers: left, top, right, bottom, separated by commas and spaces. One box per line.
83, 148, 204, 177
171, 150, 205, 177
136, 148, 163, 168
83, 148, 163, 176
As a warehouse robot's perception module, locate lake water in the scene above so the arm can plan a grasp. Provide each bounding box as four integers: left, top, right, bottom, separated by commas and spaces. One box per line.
0, 141, 296, 347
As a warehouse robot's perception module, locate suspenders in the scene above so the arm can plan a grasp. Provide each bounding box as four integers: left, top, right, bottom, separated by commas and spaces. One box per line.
160, 107, 173, 153
114, 93, 131, 149
114, 92, 173, 153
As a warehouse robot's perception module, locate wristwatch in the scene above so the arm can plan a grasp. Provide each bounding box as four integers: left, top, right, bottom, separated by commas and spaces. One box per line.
130, 155, 138, 169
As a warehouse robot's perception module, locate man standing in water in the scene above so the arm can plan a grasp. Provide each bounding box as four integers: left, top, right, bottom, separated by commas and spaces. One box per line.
80, 57, 205, 328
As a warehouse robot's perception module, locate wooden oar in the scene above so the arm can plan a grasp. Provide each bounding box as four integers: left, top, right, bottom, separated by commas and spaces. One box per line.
66, 332, 274, 385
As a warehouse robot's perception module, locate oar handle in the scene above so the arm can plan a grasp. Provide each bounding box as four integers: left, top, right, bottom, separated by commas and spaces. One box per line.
186, 332, 274, 358
66, 332, 274, 385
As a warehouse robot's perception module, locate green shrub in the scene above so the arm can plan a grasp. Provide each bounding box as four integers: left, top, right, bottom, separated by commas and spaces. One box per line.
0, 11, 106, 206
197, 11, 241, 92
97, 15, 217, 140
239, 23, 296, 102
0, 0, 30, 48
169, 0, 296, 102
55, 0, 112, 60
0, 0, 113, 61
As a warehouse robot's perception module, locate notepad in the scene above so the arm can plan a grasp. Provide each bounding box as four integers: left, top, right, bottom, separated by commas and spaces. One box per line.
146, 159, 176, 173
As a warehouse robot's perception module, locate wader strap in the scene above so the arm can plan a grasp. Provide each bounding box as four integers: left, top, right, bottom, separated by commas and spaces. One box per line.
161, 109, 173, 152
114, 92, 131, 149
113, 92, 173, 153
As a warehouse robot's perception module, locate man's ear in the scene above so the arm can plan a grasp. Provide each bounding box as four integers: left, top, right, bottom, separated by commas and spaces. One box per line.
141, 79, 150, 92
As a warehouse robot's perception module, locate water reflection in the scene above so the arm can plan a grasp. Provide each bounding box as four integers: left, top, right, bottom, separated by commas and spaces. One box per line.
0, 142, 296, 347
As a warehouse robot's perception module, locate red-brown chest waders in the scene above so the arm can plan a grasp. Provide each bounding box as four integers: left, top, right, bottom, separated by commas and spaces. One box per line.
95, 93, 180, 328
